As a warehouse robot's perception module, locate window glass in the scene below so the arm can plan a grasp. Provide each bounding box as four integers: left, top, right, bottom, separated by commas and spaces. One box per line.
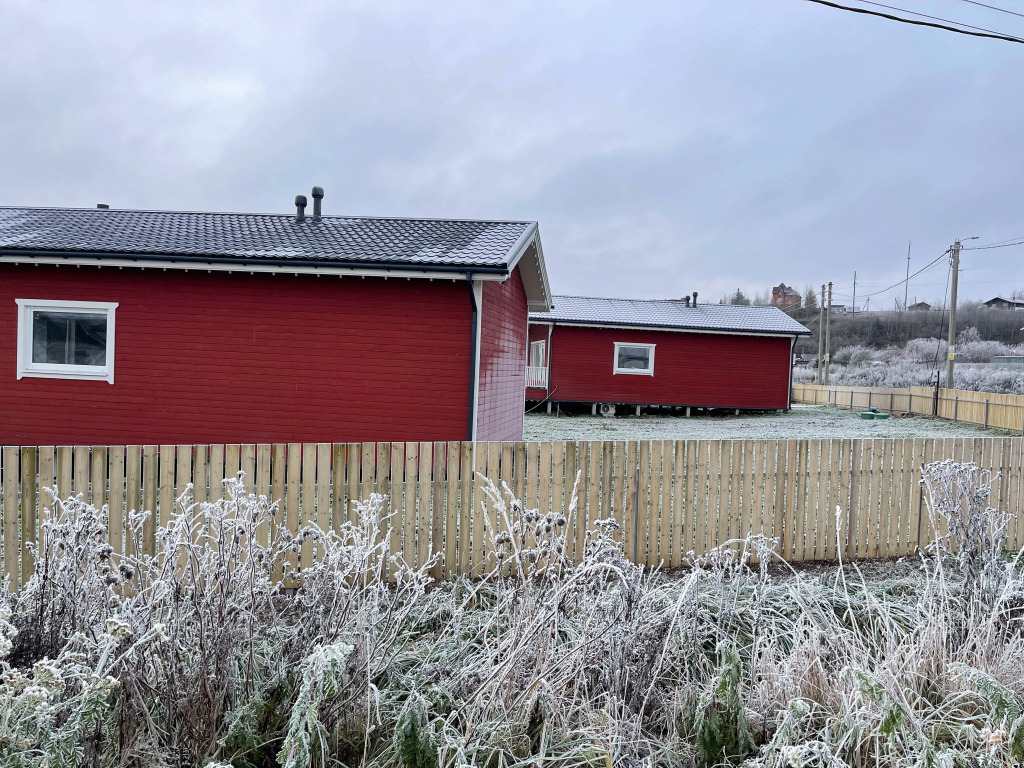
529, 340, 546, 367
31, 311, 108, 366
617, 345, 651, 371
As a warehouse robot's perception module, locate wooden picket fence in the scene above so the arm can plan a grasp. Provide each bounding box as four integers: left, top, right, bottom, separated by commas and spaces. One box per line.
793, 384, 1024, 434
2, 438, 1023, 590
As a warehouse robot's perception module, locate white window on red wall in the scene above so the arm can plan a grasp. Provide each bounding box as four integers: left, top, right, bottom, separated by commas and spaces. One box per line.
613, 342, 655, 375
16, 299, 118, 384
529, 340, 546, 368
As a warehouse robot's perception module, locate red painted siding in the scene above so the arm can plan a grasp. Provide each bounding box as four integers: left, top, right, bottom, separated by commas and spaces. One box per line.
0, 264, 475, 444
542, 324, 793, 409
476, 267, 528, 440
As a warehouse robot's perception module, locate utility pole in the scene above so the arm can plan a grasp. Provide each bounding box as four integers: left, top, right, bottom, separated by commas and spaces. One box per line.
817, 284, 825, 383
945, 241, 961, 388
824, 281, 833, 385
852, 271, 857, 316
903, 241, 911, 311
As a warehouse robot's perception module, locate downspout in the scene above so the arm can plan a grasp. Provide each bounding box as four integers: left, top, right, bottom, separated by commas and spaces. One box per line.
787, 335, 797, 411
467, 275, 479, 441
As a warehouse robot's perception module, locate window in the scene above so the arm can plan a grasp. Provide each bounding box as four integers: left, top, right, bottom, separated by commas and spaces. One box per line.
613, 342, 655, 375
529, 340, 546, 368
16, 299, 118, 383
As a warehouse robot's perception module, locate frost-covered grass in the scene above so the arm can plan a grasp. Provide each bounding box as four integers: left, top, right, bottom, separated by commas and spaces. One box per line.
3, 463, 1024, 767
524, 406, 991, 442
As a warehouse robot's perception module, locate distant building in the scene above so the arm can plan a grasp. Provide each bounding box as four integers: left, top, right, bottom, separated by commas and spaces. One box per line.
829, 304, 847, 314
983, 296, 1024, 310
526, 296, 811, 412
771, 283, 801, 308
908, 301, 931, 311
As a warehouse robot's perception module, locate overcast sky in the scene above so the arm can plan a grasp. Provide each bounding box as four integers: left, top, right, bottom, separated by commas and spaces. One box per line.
3, 0, 1023, 307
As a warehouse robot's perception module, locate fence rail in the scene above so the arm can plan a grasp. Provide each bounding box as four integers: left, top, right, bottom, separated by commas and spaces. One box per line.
793, 384, 1024, 434
2, 437, 1022, 589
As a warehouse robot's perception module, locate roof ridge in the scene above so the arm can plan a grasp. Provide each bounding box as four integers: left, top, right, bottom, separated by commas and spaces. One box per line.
0, 205, 535, 226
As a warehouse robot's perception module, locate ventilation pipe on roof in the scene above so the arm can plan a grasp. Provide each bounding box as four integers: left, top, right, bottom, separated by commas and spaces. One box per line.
294, 195, 307, 223
683, 296, 690, 307
311, 186, 324, 222
96, 204, 109, 209
692, 291, 698, 307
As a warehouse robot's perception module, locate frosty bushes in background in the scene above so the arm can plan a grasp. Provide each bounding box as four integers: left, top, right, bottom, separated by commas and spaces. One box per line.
795, 328, 1024, 393
2, 464, 1024, 767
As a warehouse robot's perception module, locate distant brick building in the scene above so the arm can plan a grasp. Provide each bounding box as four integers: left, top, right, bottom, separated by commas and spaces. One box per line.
771, 283, 801, 309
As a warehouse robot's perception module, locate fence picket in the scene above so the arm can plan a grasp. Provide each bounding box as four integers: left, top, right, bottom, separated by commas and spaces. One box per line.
2, 447, 19, 588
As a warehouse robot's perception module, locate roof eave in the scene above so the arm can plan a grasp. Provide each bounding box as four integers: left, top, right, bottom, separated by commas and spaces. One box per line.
528, 316, 811, 336
0, 247, 512, 276
504, 222, 552, 312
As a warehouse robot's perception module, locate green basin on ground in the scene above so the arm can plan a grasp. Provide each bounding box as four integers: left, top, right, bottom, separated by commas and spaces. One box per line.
874, 412, 890, 420
860, 412, 876, 419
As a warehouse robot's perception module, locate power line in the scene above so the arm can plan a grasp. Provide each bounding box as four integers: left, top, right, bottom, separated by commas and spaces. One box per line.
955, 0, 1024, 21
801, 0, 1024, 43
853, 0, 1024, 36
859, 248, 950, 299
963, 239, 1024, 250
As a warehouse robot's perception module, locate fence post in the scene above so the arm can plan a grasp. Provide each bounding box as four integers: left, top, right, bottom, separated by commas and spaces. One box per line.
984, 400, 989, 430
953, 397, 958, 422
868, 392, 872, 410
850, 391, 854, 411
890, 393, 894, 413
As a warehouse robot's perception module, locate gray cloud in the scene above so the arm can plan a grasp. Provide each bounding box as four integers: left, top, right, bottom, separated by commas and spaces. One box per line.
2, 0, 1023, 306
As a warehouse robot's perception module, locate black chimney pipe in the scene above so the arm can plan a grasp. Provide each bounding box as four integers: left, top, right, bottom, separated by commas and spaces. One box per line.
311, 186, 324, 222
294, 195, 307, 223
683, 296, 690, 307
96, 203, 109, 209
692, 291, 698, 307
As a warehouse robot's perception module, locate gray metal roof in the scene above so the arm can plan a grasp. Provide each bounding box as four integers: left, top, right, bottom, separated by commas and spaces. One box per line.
530, 295, 811, 336
0, 206, 536, 271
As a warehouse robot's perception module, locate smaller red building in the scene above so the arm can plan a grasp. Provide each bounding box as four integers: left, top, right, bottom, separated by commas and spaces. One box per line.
526, 295, 810, 412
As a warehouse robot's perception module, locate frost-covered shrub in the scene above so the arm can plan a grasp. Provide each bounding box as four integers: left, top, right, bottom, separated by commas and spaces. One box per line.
832, 344, 875, 367
3, 464, 1024, 767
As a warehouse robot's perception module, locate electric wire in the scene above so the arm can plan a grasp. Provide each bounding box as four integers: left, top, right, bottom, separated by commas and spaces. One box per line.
802, 0, 1024, 43
854, 0, 1024, 36
955, 0, 1024, 20
963, 239, 1024, 250
859, 248, 950, 299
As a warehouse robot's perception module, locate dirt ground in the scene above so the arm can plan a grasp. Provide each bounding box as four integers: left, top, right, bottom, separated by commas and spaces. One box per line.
524, 404, 999, 441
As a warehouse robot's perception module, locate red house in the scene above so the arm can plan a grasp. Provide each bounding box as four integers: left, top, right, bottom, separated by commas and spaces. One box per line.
526, 295, 810, 413
0, 194, 551, 444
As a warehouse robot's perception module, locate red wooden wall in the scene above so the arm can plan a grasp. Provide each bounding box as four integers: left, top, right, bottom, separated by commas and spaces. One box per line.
476, 267, 528, 440
539, 324, 793, 409
0, 264, 476, 444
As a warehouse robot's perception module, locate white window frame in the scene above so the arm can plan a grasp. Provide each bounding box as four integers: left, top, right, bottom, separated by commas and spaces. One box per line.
529, 339, 546, 368
613, 342, 656, 376
16, 299, 118, 384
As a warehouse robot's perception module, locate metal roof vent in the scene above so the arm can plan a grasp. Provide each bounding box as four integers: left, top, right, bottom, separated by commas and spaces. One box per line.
294, 194, 307, 223
96, 203, 109, 209
692, 291, 698, 307
311, 186, 324, 222
683, 296, 690, 307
